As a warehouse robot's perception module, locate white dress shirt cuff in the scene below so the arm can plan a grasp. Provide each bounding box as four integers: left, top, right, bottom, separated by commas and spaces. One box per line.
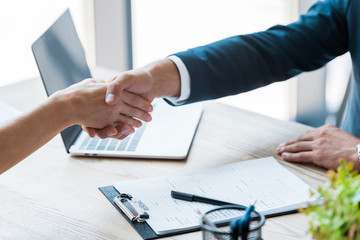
165, 55, 191, 105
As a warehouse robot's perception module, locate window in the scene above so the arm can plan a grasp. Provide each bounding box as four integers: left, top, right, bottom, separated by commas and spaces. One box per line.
131, 0, 298, 120
0, 0, 94, 87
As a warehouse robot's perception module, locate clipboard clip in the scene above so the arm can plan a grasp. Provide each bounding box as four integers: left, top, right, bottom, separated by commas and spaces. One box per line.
114, 193, 150, 223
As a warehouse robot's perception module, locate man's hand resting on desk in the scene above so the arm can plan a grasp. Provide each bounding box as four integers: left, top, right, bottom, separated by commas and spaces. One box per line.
83, 59, 181, 139
277, 124, 360, 170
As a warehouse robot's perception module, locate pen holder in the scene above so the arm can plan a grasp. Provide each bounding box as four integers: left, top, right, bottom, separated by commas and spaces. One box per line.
200, 205, 265, 240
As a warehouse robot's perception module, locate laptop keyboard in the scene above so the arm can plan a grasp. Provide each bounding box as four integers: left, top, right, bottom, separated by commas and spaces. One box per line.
80, 123, 147, 152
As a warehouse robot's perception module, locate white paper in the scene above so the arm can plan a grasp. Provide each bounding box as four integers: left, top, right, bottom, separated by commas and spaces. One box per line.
113, 157, 320, 235
0, 101, 20, 123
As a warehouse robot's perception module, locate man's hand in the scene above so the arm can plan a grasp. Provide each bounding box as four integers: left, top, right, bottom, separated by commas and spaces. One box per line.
85, 59, 181, 139
277, 124, 360, 170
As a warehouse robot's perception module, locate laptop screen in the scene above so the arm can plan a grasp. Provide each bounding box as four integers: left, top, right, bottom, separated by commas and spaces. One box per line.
32, 9, 91, 152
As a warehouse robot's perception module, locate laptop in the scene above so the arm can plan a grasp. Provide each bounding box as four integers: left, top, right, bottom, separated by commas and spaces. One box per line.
32, 9, 202, 159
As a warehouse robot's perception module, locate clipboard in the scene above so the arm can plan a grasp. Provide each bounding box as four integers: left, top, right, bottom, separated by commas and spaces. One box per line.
99, 157, 320, 239
99, 186, 199, 239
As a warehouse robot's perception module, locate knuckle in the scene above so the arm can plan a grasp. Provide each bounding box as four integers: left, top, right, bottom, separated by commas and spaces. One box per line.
109, 79, 123, 89
127, 93, 140, 107
316, 138, 327, 146
112, 133, 123, 140
282, 145, 290, 152
305, 129, 313, 134
95, 129, 108, 139
314, 148, 324, 156
296, 136, 303, 142
97, 133, 107, 139
324, 124, 334, 129
139, 111, 148, 120
127, 117, 137, 126
120, 114, 136, 126
287, 143, 299, 152
295, 152, 306, 161
292, 144, 300, 152
133, 97, 141, 107
289, 153, 299, 161
318, 129, 328, 137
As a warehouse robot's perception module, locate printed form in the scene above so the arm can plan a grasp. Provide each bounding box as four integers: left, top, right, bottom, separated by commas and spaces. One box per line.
113, 157, 320, 235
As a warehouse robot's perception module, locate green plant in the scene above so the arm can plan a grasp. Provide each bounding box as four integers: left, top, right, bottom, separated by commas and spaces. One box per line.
303, 159, 360, 240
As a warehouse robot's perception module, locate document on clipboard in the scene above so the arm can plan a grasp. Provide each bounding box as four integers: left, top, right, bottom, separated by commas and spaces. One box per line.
100, 157, 320, 238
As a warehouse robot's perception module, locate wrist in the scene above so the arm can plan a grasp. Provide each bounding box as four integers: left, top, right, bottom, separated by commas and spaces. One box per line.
47, 92, 77, 128
147, 59, 181, 98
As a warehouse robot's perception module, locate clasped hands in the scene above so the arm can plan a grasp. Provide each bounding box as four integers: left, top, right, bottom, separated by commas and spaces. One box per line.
80, 59, 181, 140
81, 69, 155, 140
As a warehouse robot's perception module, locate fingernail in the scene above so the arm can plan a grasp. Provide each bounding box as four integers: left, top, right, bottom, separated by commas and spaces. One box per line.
282, 152, 289, 158
278, 143, 285, 147
136, 121, 142, 128
107, 129, 117, 137
121, 127, 130, 136
148, 105, 153, 112
277, 146, 284, 153
146, 115, 152, 122
106, 93, 115, 103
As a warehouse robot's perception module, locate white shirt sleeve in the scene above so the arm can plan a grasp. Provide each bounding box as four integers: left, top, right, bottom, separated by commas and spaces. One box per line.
165, 55, 191, 105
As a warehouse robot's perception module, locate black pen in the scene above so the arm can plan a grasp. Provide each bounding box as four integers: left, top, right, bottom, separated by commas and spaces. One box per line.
171, 190, 237, 206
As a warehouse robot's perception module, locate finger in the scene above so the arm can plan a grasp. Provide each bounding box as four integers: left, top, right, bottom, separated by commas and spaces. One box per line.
105, 75, 132, 105
82, 126, 96, 138
96, 124, 134, 140
114, 114, 143, 128
111, 124, 135, 140
281, 151, 313, 163
277, 142, 313, 154
94, 126, 119, 139
122, 90, 153, 112
279, 133, 315, 147
121, 104, 152, 122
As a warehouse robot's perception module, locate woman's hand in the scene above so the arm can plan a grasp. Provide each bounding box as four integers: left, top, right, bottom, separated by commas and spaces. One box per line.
50, 79, 153, 130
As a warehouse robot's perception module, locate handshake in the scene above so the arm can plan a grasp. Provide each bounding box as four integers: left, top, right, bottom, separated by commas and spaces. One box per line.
56, 59, 181, 140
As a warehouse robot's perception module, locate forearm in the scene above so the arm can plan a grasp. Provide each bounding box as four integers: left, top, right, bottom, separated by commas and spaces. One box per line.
174, 0, 349, 103
0, 96, 72, 174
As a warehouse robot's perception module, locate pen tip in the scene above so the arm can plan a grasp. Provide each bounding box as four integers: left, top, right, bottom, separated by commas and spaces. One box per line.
252, 199, 257, 206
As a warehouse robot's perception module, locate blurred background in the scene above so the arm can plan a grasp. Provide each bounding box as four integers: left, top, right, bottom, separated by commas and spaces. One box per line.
0, 0, 352, 127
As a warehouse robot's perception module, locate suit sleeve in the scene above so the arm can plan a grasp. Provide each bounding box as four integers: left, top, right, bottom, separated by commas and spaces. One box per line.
173, 0, 350, 104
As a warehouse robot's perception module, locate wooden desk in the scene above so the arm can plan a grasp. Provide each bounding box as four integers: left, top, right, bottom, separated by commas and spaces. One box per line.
0, 78, 327, 240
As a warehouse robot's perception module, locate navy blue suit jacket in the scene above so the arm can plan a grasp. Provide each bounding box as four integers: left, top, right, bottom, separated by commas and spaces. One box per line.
174, 0, 360, 137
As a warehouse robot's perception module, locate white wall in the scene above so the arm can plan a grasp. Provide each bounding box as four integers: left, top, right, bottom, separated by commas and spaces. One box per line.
0, 0, 95, 87
132, 0, 298, 120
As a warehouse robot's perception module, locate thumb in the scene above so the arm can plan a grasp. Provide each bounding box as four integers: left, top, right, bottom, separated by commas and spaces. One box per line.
82, 126, 96, 138
105, 74, 133, 105
105, 82, 119, 105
